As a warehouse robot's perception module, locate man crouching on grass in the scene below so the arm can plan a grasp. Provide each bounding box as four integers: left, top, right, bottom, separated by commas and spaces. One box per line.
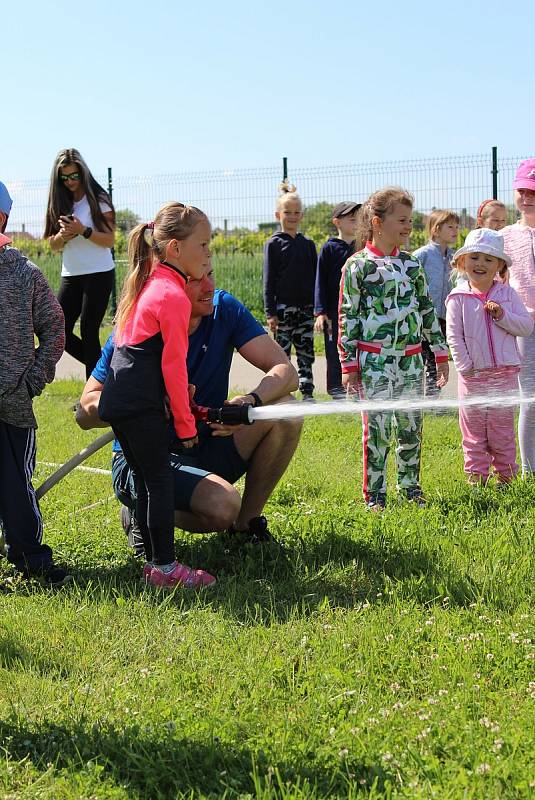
76, 260, 302, 555
0, 180, 71, 586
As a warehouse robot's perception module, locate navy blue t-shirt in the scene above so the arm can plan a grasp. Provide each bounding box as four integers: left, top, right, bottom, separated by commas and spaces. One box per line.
93, 289, 266, 451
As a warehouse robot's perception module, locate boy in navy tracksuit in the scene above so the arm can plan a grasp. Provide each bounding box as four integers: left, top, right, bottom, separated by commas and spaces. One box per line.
0, 181, 69, 585
263, 183, 317, 400
314, 202, 360, 397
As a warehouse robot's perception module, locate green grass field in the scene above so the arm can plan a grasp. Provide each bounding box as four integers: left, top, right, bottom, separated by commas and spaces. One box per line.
30, 253, 328, 356
1, 381, 534, 799
31, 252, 265, 320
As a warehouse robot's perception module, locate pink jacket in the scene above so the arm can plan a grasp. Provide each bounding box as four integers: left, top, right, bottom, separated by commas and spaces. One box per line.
445, 281, 534, 374
502, 223, 535, 318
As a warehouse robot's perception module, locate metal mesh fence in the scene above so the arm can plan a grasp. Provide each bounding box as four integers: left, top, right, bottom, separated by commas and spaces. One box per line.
4, 150, 531, 317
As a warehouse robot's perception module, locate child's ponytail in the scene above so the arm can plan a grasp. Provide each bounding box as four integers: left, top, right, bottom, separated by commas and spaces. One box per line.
277, 180, 302, 210
279, 179, 297, 195
115, 222, 154, 334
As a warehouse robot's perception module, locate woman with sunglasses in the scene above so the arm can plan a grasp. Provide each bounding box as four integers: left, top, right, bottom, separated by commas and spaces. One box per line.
45, 148, 116, 377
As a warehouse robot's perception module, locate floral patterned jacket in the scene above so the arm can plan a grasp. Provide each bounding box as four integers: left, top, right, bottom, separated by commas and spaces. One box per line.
338, 243, 449, 374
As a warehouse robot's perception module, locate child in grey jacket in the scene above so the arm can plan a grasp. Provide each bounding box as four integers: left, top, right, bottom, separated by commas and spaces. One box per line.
413, 209, 459, 397
0, 181, 69, 585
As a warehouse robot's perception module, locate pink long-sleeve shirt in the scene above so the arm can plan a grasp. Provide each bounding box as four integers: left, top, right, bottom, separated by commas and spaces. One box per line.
445, 280, 533, 374
501, 222, 535, 318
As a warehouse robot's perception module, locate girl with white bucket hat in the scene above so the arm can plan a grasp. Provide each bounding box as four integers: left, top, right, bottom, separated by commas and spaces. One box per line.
446, 228, 533, 486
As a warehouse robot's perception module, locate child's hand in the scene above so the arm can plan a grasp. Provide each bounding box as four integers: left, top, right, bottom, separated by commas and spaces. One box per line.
342, 372, 359, 396
436, 361, 449, 388
484, 300, 504, 320
179, 435, 198, 449
314, 314, 331, 336
267, 316, 278, 334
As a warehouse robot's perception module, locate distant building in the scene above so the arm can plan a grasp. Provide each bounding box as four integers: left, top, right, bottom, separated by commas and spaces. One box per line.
5, 223, 36, 241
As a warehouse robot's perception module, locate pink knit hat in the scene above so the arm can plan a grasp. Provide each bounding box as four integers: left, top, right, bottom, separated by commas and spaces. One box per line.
512, 158, 535, 192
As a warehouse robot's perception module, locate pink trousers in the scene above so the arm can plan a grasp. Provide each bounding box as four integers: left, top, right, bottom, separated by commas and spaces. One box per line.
458, 368, 519, 482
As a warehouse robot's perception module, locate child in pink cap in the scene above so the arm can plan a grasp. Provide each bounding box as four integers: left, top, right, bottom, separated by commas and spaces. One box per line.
446, 228, 533, 485
501, 158, 535, 474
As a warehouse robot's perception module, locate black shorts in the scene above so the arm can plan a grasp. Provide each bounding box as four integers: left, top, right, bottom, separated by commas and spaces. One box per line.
111, 427, 249, 512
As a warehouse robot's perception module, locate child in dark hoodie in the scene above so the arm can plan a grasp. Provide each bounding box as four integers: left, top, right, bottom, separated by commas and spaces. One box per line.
263, 182, 317, 400
0, 181, 69, 585
314, 202, 361, 397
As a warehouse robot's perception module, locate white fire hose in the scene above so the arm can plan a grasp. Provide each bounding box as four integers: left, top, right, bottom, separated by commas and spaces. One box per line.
35, 430, 115, 500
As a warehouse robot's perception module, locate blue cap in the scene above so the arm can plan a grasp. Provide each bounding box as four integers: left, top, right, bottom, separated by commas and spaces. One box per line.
0, 181, 13, 217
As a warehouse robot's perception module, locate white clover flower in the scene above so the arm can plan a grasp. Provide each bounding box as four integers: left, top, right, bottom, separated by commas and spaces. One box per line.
416, 726, 431, 741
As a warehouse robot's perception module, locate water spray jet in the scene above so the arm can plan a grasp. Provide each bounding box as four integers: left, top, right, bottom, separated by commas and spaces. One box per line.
35, 391, 535, 498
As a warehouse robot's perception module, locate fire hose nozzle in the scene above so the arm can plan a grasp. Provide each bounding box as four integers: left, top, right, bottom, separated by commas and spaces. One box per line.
205, 403, 254, 425
191, 402, 254, 426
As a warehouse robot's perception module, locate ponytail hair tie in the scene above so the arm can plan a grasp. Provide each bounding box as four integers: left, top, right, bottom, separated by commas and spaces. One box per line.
143, 221, 155, 246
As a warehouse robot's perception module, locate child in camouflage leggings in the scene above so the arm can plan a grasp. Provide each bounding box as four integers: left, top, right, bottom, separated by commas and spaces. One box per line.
263, 182, 317, 400
339, 188, 449, 510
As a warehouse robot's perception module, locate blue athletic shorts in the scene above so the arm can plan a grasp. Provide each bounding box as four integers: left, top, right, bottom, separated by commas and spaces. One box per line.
111, 427, 249, 512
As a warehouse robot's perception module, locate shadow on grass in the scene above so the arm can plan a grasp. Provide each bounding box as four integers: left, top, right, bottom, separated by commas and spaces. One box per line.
0, 716, 393, 799
37, 522, 483, 626
0, 634, 71, 679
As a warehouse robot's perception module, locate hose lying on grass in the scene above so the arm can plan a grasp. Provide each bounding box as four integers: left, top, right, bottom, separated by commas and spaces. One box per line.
36, 430, 115, 500
33, 403, 255, 502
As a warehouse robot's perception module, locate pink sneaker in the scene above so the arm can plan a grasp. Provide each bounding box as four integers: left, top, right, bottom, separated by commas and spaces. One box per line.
142, 563, 154, 583
146, 561, 216, 589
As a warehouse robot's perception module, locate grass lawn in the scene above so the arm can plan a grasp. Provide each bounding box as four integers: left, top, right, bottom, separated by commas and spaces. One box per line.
0, 381, 534, 799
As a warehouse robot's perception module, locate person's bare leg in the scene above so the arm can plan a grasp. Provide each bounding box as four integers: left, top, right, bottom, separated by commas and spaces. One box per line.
174, 474, 241, 533
231, 396, 303, 530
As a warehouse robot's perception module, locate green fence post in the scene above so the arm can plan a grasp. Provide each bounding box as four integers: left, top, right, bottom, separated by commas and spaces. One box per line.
492, 146, 498, 200
108, 166, 117, 316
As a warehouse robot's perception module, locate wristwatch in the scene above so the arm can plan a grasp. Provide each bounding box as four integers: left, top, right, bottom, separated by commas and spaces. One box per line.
82, 226, 93, 239
249, 392, 263, 407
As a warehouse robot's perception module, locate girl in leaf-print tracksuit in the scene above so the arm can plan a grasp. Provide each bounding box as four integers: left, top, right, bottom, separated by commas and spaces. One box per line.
338, 188, 449, 510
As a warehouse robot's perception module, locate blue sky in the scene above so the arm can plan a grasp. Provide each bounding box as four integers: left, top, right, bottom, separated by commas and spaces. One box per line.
3, 0, 533, 183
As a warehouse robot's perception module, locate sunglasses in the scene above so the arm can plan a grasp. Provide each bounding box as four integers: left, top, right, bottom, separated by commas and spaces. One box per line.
59, 172, 81, 183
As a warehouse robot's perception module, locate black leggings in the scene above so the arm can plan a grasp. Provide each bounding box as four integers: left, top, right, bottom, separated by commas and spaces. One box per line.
57, 270, 115, 378
111, 411, 175, 566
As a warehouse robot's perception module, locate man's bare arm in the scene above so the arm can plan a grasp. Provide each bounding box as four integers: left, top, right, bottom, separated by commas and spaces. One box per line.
237, 334, 298, 404
76, 376, 108, 429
